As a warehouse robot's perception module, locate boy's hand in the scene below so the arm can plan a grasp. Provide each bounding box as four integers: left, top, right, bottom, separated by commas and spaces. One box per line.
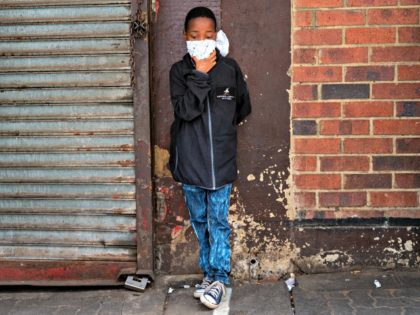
193, 51, 216, 74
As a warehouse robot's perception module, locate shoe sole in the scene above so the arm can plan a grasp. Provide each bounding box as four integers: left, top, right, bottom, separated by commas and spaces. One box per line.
200, 294, 220, 309
193, 291, 202, 299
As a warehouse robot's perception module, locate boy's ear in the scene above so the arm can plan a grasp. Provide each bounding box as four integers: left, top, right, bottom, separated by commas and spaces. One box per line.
183, 32, 187, 41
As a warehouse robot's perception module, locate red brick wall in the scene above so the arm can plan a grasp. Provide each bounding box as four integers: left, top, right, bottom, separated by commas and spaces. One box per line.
291, 0, 419, 219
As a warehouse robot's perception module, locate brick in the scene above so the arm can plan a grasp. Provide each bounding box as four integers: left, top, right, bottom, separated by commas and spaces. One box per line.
322, 84, 370, 99
319, 47, 368, 64
294, 66, 342, 83
399, 27, 420, 43
344, 138, 393, 153
345, 174, 392, 189
385, 210, 420, 219
397, 138, 420, 153
295, 0, 343, 8
373, 156, 420, 170
348, 0, 397, 6
346, 27, 396, 44
293, 120, 318, 135
316, 10, 365, 26
294, 49, 316, 64
395, 174, 420, 188
294, 192, 316, 209
400, 0, 420, 5
298, 210, 336, 220
344, 101, 394, 117
294, 29, 342, 46
292, 102, 341, 118
371, 46, 420, 62
320, 156, 370, 171
396, 101, 419, 117
345, 66, 394, 82
370, 192, 418, 207
368, 9, 418, 25
373, 83, 420, 99
319, 192, 367, 207
374, 119, 420, 135
294, 138, 341, 154
398, 65, 420, 81
293, 174, 341, 189
292, 156, 317, 171
320, 120, 369, 135
295, 11, 313, 27
293, 85, 318, 101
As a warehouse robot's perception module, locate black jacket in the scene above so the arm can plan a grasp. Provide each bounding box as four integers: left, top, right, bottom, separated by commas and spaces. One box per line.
168, 50, 252, 190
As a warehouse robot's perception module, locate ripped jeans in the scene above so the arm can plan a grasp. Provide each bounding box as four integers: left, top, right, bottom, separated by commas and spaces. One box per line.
182, 183, 233, 285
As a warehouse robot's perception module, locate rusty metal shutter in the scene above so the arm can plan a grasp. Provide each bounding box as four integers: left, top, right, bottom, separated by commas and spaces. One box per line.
0, 0, 139, 284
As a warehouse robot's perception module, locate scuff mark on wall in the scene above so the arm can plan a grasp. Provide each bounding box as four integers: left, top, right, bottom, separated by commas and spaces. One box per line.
294, 250, 355, 273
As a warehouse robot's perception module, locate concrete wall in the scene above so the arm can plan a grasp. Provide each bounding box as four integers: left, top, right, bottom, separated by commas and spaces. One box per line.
151, 0, 419, 281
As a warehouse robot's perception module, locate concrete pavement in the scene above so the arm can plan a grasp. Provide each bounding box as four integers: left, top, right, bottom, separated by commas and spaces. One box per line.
0, 269, 419, 315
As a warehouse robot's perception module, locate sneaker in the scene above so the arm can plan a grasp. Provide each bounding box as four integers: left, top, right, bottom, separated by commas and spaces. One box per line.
193, 277, 213, 298
200, 280, 226, 309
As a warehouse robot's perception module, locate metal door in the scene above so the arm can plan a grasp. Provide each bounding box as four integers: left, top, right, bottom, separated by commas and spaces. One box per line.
150, 0, 291, 276
0, 0, 153, 285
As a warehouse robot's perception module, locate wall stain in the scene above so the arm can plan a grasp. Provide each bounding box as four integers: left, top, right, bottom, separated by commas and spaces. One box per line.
153, 145, 171, 178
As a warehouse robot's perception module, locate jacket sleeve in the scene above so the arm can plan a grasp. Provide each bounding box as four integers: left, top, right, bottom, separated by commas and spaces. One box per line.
235, 61, 252, 125
169, 63, 211, 121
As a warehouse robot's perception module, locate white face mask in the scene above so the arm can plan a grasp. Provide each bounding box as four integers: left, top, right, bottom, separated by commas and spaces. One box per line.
186, 30, 230, 60
186, 39, 216, 60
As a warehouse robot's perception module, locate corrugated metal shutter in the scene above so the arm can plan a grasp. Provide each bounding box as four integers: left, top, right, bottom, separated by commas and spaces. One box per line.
0, 0, 138, 281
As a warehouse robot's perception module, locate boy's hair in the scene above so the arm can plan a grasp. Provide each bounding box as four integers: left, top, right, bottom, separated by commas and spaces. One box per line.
184, 7, 217, 32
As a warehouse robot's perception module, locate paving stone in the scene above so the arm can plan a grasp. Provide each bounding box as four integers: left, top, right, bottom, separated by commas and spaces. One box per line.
9, 302, 58, 315
293, 288, 331, 315
0, 298, 18, 315
355, 307, 403, 315
163, 287, 208, 315
229, 282, 291, 315
347, 289, 376, 307
0, 271, 418, 315
369, 288, 396, 298
405, 306, 420, 315
392, 288, 420, 299
328, 299, 354, 315
120, 287, 166, 315
323, 290, 349, 300
53, 305, 81, 315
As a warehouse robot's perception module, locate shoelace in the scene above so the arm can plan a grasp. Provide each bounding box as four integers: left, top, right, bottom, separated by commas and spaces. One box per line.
206, 283, 223, 300
198, 278, 212, 289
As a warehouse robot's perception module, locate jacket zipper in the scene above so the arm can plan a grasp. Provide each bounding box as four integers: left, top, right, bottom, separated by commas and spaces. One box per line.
174, 145, 179, 173
207, 98, 216, 189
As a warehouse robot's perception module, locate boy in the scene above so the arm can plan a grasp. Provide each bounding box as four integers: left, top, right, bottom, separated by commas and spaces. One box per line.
168, 6, 252, 309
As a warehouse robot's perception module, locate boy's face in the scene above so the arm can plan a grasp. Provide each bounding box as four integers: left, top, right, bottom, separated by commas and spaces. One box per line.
184, 17, 216, 41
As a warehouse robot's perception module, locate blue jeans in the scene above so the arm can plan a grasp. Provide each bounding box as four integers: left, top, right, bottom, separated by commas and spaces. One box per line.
182, 183, 233, 285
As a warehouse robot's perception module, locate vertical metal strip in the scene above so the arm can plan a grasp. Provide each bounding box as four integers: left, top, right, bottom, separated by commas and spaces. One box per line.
131, 0, 154, 278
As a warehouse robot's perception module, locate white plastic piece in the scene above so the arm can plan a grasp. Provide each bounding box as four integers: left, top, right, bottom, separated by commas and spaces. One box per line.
285, 273, 296, 291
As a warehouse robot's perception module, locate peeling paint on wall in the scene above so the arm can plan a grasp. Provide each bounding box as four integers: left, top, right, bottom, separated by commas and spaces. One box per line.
228, 185, 298, 280
153, 145, 171, 178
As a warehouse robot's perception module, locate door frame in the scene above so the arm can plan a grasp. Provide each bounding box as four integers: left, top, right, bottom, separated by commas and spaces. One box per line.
131, 0, 154, 279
